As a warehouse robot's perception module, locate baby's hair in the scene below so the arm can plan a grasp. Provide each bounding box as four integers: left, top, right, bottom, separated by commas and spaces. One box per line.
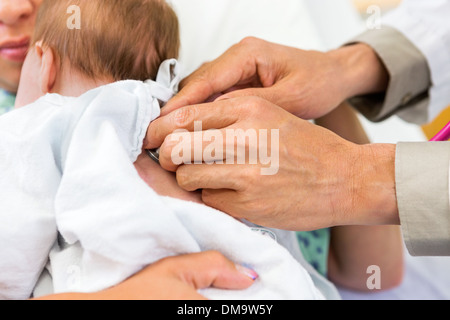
32, 0, 180, 81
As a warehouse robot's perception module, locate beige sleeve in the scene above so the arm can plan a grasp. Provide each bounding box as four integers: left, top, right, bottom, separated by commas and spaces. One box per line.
396, 142, 450, 256
347, 26, 432, 125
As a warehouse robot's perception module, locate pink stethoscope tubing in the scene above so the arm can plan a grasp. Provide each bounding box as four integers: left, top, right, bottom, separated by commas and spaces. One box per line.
430, 120, 450, 141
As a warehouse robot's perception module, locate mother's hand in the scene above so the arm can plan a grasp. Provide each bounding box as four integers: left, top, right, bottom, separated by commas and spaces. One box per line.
35, 251, 256, 300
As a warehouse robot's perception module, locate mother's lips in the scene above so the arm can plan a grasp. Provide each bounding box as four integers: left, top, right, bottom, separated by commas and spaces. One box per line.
0, 38, 30, 63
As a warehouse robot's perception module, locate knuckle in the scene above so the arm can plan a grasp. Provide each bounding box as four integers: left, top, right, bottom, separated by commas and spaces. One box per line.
172, 106, 197, 128
192, 250, 229, 273
237, 193, 266, 219
159, 137, 175, 160
206, 250, 225, 261
176, 167, 193, 190
238, 36, 261, 48
201, 190, 226, 211
230, 96, 263, 118
251, 96, 271, 109
240, 166, 260, 186
205, 250, 229, 268
243, 96, 268, 111
159, 135, 184, 171
201, 189, 216, 206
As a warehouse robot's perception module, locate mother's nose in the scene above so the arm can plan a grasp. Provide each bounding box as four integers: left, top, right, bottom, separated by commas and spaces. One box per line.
0, 0, 34, 25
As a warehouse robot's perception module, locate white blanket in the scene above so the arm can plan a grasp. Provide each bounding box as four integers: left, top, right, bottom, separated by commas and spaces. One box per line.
0, 67, 337, 300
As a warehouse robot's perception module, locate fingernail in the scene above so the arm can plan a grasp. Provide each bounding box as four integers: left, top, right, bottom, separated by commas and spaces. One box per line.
236, 264, 259, 281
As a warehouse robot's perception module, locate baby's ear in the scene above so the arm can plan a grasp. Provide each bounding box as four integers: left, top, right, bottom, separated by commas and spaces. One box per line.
35, 42, 57, 94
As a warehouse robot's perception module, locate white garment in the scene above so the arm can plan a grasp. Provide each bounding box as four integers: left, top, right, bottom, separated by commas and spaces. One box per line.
0, 80, 155, 300
383, 0, 450, 121
0, 61, 334, 300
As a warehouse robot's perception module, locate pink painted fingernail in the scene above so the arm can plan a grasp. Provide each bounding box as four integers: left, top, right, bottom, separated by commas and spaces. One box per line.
236, 264, 259, 281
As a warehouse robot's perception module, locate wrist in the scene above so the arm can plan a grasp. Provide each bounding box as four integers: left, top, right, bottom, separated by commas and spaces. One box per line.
327, 43, 389, 99
347, 143, 399, 225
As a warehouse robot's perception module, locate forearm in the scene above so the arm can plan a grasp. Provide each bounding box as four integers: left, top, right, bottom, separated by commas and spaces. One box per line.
328, 225, 404, 291
322, 124, 450, 257
33, 292, 102, 300
317, 104, 404, 291
314, 102, 370, 145
318, 105, 399, 227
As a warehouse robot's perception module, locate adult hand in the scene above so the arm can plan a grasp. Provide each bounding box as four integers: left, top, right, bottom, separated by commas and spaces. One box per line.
146, 97, 399, 231
163, 37, 388, 120
35, 251, 257, 300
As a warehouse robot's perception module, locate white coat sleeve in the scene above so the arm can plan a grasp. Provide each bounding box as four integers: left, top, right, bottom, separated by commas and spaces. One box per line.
384, 0, 450, 121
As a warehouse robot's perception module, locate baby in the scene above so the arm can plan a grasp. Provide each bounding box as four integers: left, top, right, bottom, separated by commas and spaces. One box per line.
0, 0, 338, 300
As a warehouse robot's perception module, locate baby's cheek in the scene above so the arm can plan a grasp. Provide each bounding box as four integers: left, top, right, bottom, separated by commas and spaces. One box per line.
15, 53, 44, 108
134, 152, 203, 204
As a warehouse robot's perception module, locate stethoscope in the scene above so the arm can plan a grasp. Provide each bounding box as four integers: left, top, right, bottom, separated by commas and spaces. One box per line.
147, 149, 160, 165
430, 120, 450, 141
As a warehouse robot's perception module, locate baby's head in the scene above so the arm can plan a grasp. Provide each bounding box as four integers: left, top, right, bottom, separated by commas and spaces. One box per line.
15, 0, 179, 107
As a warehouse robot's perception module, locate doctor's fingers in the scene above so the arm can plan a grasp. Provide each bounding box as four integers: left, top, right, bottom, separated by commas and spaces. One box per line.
162, 37, 274, 115
200, 188, 275, 226
215, 82, 292, 114
145, 96, 268, 150
175, 163, 262, 192
158, 126, 272, 172
146, 100, 239, 150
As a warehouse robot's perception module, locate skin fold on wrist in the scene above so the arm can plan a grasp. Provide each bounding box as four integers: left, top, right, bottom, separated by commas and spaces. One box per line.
348, 143, 399, 226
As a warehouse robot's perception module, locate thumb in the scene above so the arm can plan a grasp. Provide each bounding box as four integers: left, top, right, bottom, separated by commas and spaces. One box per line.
176, 251, 258, 291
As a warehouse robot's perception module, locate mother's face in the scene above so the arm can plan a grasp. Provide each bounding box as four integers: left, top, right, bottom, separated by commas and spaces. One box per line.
0, 0, 42, 93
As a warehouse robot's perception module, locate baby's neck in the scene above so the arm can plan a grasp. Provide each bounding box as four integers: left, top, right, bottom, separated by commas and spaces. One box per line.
56, 67, 202, 203
55, 63, 114, 97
